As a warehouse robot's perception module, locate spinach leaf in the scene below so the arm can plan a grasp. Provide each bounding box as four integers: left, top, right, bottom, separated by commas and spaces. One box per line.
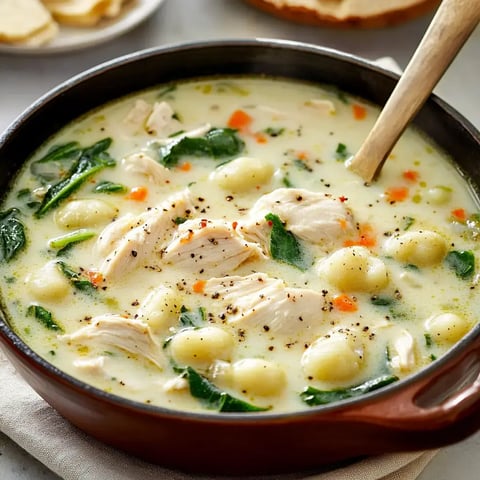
36, 142, 81, 164
93, 181, 127, 194
35, 138, 115, 218
49, 229, 96, 256
0, 208, 26, 262
402, 216, 415, 231
56, 261, 97, 294
182, 366, 269, 412
300, 374, 398, 406
445, 250, 475, 279
179, 306, 205, 328
27, 305, 64, 332
266, 213, 308, 271
158, 128, 244, 167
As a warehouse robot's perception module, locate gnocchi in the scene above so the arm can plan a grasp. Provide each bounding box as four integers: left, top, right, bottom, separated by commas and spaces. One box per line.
55, 199, 118, 229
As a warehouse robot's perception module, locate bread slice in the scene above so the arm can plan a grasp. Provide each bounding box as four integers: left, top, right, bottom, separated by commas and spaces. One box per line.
42, 0, 118, 27
0, 0, 53, 43
244, 0, 441, 28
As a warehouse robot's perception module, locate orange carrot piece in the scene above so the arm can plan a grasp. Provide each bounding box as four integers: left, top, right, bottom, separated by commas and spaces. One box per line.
385, 186, 409, 202
180, 230, 194, 244
227, 109, 252, 131
193, 280, 206, 294
126, 186, 148, 201
344, 224, 376, 248
179, 161, 191, 172
333, 294, 358, 312
352, 104, 367, 120
403, 170, 419, 182
87, 270, 103, 286
451, 208, 467, 222
254, 132, 268, 144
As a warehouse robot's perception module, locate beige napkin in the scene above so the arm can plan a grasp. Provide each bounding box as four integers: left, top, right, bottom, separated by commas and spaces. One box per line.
0, 350, 437, 480
0, 56, 437, 480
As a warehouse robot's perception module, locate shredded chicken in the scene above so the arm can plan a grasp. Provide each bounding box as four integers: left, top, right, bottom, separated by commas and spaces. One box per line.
162, 219, 264, 276
122, 152, 170, 184
145, 101, 182, 137
154, 123, 212, 146
239, 188, 355, 249
73, 356, 107, 376
98, 189, 194, 280
204, 273, 325, 336
123, 99, 152, 132
60, 315, 164, 368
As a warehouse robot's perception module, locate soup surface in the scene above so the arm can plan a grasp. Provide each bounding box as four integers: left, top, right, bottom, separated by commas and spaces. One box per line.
1, 77, 479, 413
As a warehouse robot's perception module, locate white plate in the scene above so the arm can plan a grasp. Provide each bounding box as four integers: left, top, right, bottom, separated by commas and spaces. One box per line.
0, 0, 166, 55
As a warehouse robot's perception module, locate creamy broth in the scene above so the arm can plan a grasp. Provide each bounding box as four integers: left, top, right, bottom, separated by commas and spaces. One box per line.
1, 77, 479, 413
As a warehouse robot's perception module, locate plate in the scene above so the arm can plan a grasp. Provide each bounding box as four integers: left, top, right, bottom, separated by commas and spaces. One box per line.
0, 0, 166, 55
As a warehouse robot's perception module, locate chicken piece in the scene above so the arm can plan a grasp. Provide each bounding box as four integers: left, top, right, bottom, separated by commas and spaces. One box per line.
96, 213, 136, 257
162, 219, 264, 276
377, 324, 416, 372
98, 189, 194, 280
60, 315, 164, 368
305, 99, 336, 114
122, 152, 169, 184
239, 188, 355, 249
155, 123, 212, 146
204, 273, 325, 336
145, 101, 182, 137
73, 356, 107, 376
123, 99, 152, 132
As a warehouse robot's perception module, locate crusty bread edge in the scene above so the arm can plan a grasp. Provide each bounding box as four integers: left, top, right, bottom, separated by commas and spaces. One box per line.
243, 0, 441, 28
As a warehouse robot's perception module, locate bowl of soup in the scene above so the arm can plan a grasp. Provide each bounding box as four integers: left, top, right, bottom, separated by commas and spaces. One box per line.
0, 39, 480, 475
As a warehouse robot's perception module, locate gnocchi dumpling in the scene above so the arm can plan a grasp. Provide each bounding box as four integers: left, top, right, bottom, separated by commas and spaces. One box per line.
425, 312, 470, 343
231, 358, 286, 397
383, 230, 447, 267
136, 286, 181, 332
25, 261, 70, 301
55, 199, 118, 229
301, 331, 363, 383
169, 326, 234, 369
211, 156, 274, 192
318, 246, 388, 292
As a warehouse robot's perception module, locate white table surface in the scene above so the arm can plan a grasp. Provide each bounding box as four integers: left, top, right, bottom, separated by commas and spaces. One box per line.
0, 1, 479, 478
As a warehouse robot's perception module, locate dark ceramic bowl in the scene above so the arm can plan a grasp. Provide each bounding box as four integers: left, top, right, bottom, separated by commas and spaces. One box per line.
1, 39, 480, 476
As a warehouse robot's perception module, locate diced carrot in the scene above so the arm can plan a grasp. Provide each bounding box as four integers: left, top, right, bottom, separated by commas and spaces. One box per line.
179, 161, 191, 172
227, 109, 252, 131
232, 221, 238, 230
180, 230, 194, 244
451, 208, 467, 222
193, 280, 206, 294
352, 104, 367, 120
333, 294, 358, 312
126, 186, 148, 201
403, 170, 419, 182
87, 270, 103, 286
344, 224, 376, 248
296, 151, 308, 160
385, 186, 409, 202
254, 132, 268, 144
200, 219, 208, 228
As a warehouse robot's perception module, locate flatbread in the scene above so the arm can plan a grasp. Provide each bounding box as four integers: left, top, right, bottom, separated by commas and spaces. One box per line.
244, 0, 441, 27
0, 0, 53, 42
42, 0, 115, 27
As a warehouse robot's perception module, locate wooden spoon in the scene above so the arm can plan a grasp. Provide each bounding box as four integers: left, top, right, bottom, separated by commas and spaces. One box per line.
348, 0, 480, 183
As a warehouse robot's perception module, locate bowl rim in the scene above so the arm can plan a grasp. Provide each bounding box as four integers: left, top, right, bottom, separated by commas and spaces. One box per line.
1, 37, 480, 423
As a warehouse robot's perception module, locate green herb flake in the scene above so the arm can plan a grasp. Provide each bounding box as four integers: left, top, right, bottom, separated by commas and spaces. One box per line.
27, 305, 64, 332
157, 84, 177, 98
56, 261, 97, 294
179, 306, 206, 328
174, 216, 188, 225
370, 295, 394, 306
335, 143, 350, 161
300, 374, 398, 406
282, 176, 293, 188
264, 127, 285, 137
293, 158, 312, 172
0, 208, 26, 262
93, 181, 127, 194
402, 216, 415, 231
183, 367, 269, 412
266, 213, 308, 271
424, 333, 433, 347
445, 250, 475, 279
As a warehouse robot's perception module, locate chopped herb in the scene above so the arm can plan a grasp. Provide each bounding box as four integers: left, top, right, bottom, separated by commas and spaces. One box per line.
404, 264, 420, 271
93, 181, 127, 194
445, 250, 475, 279
35, 138, 115, 218
179, 306, 206, 328
56, 261, 97, 294
264, 127, 285, 137
181, 366, 269, 412
27, 305, 64, 332
0, 208, 26, 262
158, 128, 244, 167
335, 89, 349, 104
174, 216, 188, 225
282, 176, 293, 188
266, 213, 308, 271
215, 82, 249, 96
300, 374, 398, 406
370, 295, 394, 306
293, 158, 311, 171
403, 216, 415, 230
335, 143, 350, 161
430, 354, 437, 361
49, 229, 96, 255
424, 333, 433, 347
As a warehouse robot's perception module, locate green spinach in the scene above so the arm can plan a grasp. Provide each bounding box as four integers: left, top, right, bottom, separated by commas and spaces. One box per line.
93, 181, 127, 194
27, 305, 64, 332
56, 261, 97, 294
0, 208, 26, 262
445, 250, 475, 279
179, 306, 206, 328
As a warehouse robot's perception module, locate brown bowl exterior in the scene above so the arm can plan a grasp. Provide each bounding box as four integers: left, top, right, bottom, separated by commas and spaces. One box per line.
1, 40, 480, 475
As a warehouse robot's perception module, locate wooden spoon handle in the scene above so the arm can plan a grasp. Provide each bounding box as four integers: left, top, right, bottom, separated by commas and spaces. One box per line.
348, 0, 480, 182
